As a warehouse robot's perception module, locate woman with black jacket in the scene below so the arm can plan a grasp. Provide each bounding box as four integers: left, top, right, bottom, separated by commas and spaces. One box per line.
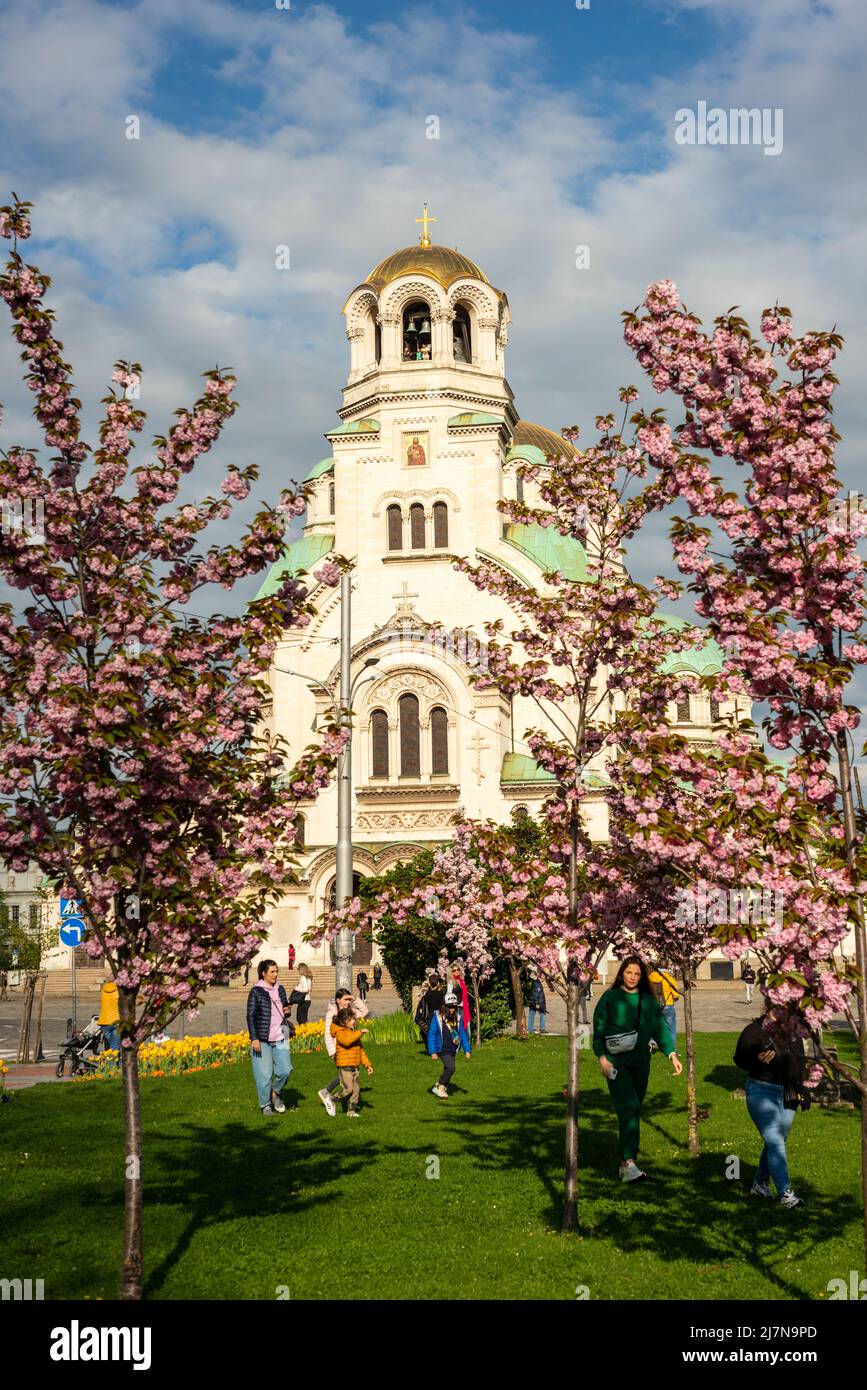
734, 1003, 808, 1209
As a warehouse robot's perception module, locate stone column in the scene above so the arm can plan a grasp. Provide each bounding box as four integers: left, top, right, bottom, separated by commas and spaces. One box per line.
377, 312, 401, 369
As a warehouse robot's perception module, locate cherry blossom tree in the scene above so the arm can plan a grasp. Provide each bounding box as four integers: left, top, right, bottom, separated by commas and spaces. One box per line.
623, 280, 866, 1255
0, 198, 345, 1298
454, 408, 703, 1230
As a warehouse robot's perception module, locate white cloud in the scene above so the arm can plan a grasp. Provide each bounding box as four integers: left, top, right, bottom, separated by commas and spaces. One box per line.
0, 0, 864, 636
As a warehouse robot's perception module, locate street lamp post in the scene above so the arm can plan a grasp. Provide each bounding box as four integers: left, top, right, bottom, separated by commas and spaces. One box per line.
274, 571, 378, 993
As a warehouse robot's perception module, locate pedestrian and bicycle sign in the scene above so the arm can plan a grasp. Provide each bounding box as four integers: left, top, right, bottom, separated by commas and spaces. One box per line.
59, 898, 86, 948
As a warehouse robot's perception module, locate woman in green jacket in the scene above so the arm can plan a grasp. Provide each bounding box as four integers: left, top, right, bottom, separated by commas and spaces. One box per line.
593, 956, 682, 1182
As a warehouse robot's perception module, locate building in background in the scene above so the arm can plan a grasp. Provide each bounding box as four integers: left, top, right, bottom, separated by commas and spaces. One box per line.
256, 213, 733, 975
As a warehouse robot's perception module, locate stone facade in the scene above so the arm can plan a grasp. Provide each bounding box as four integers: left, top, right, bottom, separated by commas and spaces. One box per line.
256, 230, 736, 968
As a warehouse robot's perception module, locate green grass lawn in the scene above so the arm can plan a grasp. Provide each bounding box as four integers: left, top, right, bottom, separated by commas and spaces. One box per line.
0, 1033, 861, 1301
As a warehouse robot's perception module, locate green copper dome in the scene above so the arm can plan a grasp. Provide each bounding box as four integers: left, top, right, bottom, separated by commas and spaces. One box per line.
503, 522, 589, 582
656, 614, 725, 676
501, 753, 557, 784
254, 532, 335, 600
304, 457, 334, 481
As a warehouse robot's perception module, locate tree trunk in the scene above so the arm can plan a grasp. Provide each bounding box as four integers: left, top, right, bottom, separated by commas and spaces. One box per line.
683, 976, 700, 1157
834, 732, 867, 1273
508, 957, 526, 1039
470, 971, 481, 1049
17, 972, 36, 1062
562, 812, 581, 1232
562, 977, 580, 1231
119, 985, 143, 1300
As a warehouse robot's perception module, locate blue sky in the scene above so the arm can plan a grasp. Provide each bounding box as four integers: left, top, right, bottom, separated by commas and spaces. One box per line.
0, 0, 864, 740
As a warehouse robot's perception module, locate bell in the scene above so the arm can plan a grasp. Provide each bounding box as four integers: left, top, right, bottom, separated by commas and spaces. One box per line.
409, 318, 419, 334
420, 318, 431, 334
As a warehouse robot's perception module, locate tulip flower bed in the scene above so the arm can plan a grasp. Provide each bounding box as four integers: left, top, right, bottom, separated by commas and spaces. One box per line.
76, 1013, 420, 1080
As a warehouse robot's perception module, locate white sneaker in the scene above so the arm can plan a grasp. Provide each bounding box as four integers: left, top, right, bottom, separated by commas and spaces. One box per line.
750, 1180, 772, 1198
270, 1090, 286, 1114
431, 1084, 448, 1098
780, 1190, 803, 1209
620, 1160, 646, 1183
318, 1087, 337, 1117
261, 1104, 275, 1116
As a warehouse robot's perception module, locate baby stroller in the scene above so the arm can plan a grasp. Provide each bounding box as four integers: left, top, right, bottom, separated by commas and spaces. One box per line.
56, 1015, 103, 1077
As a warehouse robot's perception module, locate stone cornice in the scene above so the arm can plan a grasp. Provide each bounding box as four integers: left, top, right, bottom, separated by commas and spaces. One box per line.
356, 782, 461, 803
338, 388, 519, 421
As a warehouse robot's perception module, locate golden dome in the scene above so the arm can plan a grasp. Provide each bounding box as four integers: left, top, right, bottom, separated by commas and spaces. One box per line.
364, 244, 496, 295
512, 419, 578, 457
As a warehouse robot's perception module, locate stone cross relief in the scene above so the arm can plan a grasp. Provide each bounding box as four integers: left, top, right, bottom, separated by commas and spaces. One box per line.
469, 729, 491, 785
392, 580, 419, 619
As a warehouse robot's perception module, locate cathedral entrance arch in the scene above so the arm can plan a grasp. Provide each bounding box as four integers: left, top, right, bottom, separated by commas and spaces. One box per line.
326, 873, 373, 966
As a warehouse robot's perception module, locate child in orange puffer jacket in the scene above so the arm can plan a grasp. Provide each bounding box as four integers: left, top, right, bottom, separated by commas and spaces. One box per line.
330, 1008, 374, 1117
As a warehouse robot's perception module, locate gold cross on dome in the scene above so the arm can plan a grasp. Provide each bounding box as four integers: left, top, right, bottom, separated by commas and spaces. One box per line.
415, 202, 437, 247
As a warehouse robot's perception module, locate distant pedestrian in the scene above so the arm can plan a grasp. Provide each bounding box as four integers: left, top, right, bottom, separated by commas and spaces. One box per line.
0, 969, 8, 1001
428, 992, 471, 1098
449, 963, 472, 1033
97, 971, 121, 1057
287, 944, 296, 971
527, 976, 547, 1035
293, 964, 313, 1024
593, 956, 681, 1183
741, 960, 756, 1005
373, 963, 382, 991
319, 987, 370, 1116
579, 979, 592, 1025
356, 970, 369, 1002
648, 965, 680, 1048
734, 1002, 808, 1208
246, 959, 294, 1116
330, 1008, 373, 1117
414, 973, 443, 1048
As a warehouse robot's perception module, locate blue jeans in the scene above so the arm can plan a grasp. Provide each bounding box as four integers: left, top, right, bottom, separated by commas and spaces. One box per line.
528, 1008, 546, 1034
745, 1078, 794, 1194
251, 1040, 292, 1108
100, 1023, 120, 1063
662, 1004, 677, 1048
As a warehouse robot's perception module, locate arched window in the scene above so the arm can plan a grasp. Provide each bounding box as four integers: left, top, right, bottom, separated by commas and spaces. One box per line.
387, 504, 403, 551
399, 693, 420, 776
410, 503, 426, 549
511, 805, 530, 824
709, 696, 721, 723
430, 706, 449, 775
402, 300, 432, 361
328, 479, 335, 515
371, 709, 389, 777
433, 501, 448, 548
294, 814, 306, 850
430, 500, 450, 542
676, 692, 691, 722
516, 473, 524, 504
453, 304, 472, 363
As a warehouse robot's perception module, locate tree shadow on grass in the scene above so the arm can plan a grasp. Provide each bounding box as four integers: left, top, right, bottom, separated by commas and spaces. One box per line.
439, 1084, 859, 1300
142, 1117, 375, 1297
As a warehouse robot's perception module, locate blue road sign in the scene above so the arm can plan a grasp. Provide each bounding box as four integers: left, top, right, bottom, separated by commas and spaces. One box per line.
59, 898, 86, 948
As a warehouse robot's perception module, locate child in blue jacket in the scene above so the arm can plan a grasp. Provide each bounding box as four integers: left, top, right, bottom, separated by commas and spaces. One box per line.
428, 992, 471, 1097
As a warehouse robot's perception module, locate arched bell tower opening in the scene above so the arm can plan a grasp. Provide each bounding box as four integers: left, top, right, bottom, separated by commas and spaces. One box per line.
402, 299, 432, 361
452, 303, 473, 363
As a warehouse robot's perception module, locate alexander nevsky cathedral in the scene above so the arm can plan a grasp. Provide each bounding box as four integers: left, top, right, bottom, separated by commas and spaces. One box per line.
256, 209, 729, 969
